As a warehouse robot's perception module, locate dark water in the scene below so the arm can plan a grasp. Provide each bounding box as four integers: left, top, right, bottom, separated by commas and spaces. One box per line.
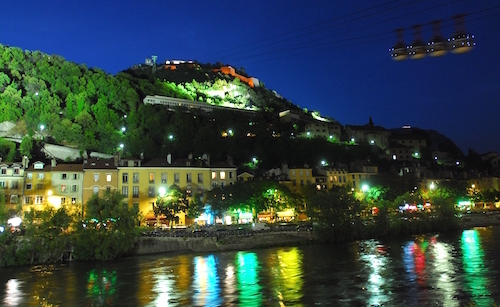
2, 227, 500, 307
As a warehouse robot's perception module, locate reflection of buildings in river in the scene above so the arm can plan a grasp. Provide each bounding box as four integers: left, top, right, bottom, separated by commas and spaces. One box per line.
267, 247, 304, 305
461, 229, 493, 306
236, 251, 262, 307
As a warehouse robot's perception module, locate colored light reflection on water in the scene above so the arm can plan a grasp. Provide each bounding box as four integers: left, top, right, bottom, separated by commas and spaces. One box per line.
270, 247, 304, 306
461, 229, 493, 307
359, 240, 390, 306
192, 255, 221, 307
86, 269, 117, 306
236, 251, 262, 306
3, 279, 22, 306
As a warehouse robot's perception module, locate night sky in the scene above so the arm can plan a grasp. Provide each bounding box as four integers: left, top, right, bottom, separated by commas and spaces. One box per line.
2, 0, 499, 154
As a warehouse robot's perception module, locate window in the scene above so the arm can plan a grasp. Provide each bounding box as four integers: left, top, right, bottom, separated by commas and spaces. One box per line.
61, 197, 66, 205
24, 196, 31, 204
122, 173, 128, 184
161, 173, 167, 183
26, 183, 32, 190
133, 173, 139, 183
306, 170, 309, 176
36, 183, 44, 190
73, 174, 78, 180
61, 184, 67, 192
220, 182, 225, 188
300, 180, 304, 186
38, 173, 44, 179
211, 172, 217, 180
13, 168, 19, 175
93, 186, 99, 194
11, 181, 18, 189
212, 182, 218, 188
70, 185, 77, 192
133, 186, 139, 198
220, 171, 226, 180
292, 180, 297, 186
0, 181, 4, 188
1, 168, 6, 174
149, 173, 155, 183
229, 171, 233, 179
300, 170, 303, 176
186, 173, 192, 183
35, 196, 43, 204
71, 197, 76, 204
292, 170, 296, 176
94, 174, 99, 182
106, 174, 112, 182
27, 173, 32, 179
62, 173, 67, 180
148, 186, 155, 197
174, 173, 180, 184
122, 186, 128, 197
106, 187, 111, 192
10, 195, 18, 204
197, 173, 203, 184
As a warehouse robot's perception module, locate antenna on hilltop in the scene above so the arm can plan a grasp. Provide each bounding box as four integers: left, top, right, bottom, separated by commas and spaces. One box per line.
152, 55, 158, 73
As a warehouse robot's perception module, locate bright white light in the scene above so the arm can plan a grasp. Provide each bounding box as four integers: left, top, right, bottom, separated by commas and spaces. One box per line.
158, 187, 166, 197
362, 184, 369, 192
7, 217, 22, 227
119, 144, 124, 149
121, 127, 126, 132
40, 125, 45, 131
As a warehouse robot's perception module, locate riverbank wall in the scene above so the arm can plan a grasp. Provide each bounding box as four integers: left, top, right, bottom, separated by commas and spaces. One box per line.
129, 232, 318, 256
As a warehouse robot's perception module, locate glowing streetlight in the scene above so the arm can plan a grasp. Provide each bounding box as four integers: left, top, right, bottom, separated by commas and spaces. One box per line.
168, 134, 174, 141
119, 144, 124, 150
158, 187, 166, 197
40, 124, 45, 132
121, 127, 126, 132
430, 182, 436, 190
362, 184, 369, 193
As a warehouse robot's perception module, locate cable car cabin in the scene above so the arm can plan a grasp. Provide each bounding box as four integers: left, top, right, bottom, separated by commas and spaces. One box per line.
390, 28, 408, 61
390, 44, 408, 61
408, 41, 426, 59
448, 33, 475, 54
427, 20, 448, 57
427, 38, 448, 57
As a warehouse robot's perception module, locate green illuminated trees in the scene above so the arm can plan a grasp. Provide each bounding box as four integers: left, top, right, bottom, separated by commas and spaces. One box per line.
153, 184, 189, 227
73, 191, 139, 261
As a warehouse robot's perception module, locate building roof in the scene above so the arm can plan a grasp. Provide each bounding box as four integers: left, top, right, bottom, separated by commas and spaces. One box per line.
52, 163, 84, 172
84, 158, 117, 170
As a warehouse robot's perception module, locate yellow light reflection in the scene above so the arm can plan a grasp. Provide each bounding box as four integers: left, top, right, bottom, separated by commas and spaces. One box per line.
269, 247, 304, 306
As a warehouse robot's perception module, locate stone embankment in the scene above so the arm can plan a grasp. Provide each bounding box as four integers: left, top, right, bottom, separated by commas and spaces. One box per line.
130, 231, 318, 256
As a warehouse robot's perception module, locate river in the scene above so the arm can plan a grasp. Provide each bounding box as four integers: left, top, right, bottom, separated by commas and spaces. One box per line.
1, 226, 500, 306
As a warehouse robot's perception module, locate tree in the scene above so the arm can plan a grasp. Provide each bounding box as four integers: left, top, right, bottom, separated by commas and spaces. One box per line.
154, 185, 189, 227
73, 191, 139, 261
19, 136, 33, 158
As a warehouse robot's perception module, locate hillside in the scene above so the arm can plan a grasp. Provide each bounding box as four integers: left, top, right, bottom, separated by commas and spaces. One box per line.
0, 44, 470, 172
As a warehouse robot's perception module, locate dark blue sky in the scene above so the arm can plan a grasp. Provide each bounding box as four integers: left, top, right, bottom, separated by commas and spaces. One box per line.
2, 0, 499, 154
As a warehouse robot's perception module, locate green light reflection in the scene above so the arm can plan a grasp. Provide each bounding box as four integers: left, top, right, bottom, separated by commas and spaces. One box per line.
461, 229, 493, 307
236, 251, 262, 307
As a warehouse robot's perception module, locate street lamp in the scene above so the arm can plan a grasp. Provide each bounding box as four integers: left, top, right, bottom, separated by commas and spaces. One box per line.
362, 184, 369, 193
430, 182, 436, 191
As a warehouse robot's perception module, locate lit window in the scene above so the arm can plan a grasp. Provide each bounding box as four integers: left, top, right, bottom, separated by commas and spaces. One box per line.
24, 196, 31, 204
220, 171, 226, 180
106, 174, 112, 182
35, 196, 43, 204
149, 173, 155, 183
61, 197, 66, 205
61, 184, 67, 192
212, 172, 217, 179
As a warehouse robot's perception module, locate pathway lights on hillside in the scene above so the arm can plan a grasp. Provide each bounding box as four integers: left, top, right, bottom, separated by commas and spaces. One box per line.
121, 127, 126, 133
119, 144, 124, 150
168, 134, 174, 141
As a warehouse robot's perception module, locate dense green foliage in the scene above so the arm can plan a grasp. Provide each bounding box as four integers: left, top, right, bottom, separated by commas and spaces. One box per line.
73, 191, 140, 261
